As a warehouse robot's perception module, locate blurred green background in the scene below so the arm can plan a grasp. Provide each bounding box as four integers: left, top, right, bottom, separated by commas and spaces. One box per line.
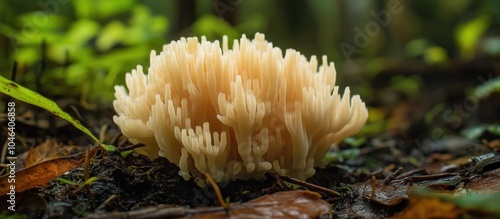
1, 0, 499, 142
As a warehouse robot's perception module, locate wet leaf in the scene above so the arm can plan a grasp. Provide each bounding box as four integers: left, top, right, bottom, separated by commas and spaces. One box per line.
360, 180, 409, 206
471, 151, 500, 173
335, 179, 410, 218
188, 190, 331, 219
0, 76, 100, 144
467, 169, 500, 191
0, 147, 98, 194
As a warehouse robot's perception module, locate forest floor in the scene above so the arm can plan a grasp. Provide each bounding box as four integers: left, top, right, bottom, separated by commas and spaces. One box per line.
1, 58, 500, 218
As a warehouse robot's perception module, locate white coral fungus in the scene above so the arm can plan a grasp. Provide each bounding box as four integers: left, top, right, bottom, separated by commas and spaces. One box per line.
113, 33, 368, 185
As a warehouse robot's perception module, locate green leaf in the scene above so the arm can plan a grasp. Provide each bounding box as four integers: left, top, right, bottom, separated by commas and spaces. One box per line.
475, 76, 500, 99
461, 126, 486, 140
0, 76, 100, 144
321, 148, 360, 164
390, 75, 423, 98
101, 144, 117, 152
124, 6, 168, 45
483, 37, 500, 56
192, 15, 239, 41
53, 177, 78, 186
83, 176, 99, 186
65, 19, 100, 45
74, 0, 134, 19
96, 21, 127, 51
423, 46, 449, 65
461, 124, 500, 139
486, 124, 500, 135
342, 136, 367, 147
416, 189, 500, 216
455, 15, 491, 61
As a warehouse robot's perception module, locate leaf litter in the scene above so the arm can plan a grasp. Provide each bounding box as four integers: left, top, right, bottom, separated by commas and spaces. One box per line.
1, 76, 500, 218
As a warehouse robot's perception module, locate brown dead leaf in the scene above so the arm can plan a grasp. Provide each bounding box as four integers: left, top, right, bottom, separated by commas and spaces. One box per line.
467, 169, 500, 191
0, 147, 98, 194
335, 178, 411, 218
361, 180, 409, 206
24, 139, 83, 168
484, 139, 500, 151
186, 190, 331, 219
387, 197, 462, 219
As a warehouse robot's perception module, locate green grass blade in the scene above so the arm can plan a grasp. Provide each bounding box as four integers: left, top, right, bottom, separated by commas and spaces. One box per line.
0, 75, 100, 144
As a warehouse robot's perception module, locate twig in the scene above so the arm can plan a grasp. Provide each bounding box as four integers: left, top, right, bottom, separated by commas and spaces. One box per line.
84, 148, 92, 199
116, 143, 146, 152
384, 167, 403, 185
84, 205, 187, 219
370, 175, 376, 200
395, 168, 426, 180
94, 195, 118, 213
204, 173, 230, 209
268, 173, 340, 197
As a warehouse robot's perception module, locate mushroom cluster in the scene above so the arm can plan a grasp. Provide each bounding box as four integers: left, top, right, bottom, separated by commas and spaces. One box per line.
113, 33, 368, 185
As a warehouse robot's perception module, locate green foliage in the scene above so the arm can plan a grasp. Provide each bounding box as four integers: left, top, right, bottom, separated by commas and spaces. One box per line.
454, 15, 491, 61
423, 46, 448, 65
0, 212, 27, 219
0, 0, 168, 103
415, 189, 500, 216
0, 75, 100, 144
192, 15, 239, 41
74, 0, 135, 19
483, 37, 500, 56
461, 124, 500, 140
389, 75, 423, 98
321, 148, 361, 164
342, 136, 367, 147
475, 76, 500, 99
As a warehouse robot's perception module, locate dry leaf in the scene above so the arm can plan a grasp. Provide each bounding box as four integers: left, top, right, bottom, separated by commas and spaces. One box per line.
24, 139, 83, 168
0, 147, 98, 194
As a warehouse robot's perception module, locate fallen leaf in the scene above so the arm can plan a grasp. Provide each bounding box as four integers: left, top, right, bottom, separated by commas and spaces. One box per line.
387, 197, 462, 219
24, 139, 84, 168
334, 179, 410, 218
412, 188, 500, 217
360, 180, 409, 206
85, 190, 331, 219
0, 147, 98, 194
187, 190, 331, 219
471, 151, 500, 173
467, 169, 500, 191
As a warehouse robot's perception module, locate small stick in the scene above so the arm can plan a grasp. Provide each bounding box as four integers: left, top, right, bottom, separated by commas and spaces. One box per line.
370, 175, 376, 200
84, 147, 92, 199
204, 173, 229, 209
269, 173, 340, 197
384, 167, 403, 185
